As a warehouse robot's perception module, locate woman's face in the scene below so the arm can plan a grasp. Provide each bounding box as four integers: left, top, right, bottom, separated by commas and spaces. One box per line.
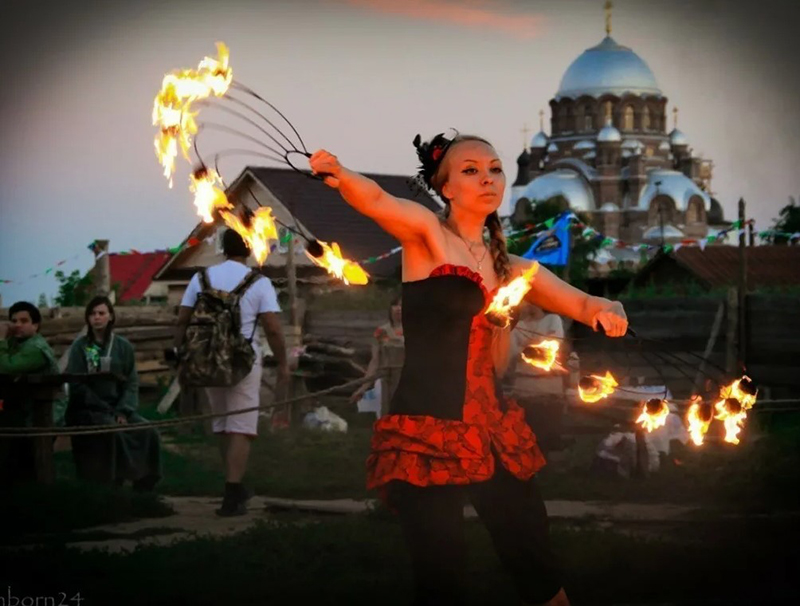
390, 302, 402, 326
88, 304, 112, 333
440, 140, 505, 216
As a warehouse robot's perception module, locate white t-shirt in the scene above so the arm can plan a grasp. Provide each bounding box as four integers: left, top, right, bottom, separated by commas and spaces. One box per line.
180, 260, 280, 348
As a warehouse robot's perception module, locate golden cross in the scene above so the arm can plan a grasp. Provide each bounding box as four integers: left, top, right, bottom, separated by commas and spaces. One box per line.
539, 109, 545, 130
605, 0, 613, 36
521, 123, 531, 149
673, 106, 679, 129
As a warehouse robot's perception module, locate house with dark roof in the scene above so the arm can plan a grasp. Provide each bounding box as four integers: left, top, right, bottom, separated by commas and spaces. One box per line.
152, 166, 442, 305
631, 245, 800, 293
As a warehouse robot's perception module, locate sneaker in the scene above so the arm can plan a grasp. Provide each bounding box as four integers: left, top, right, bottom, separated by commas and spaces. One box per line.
132, 475, 160, 493
215, 496, 247, 517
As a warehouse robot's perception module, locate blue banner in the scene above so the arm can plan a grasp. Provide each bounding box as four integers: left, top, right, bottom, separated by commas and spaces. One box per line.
521, 213, 571, 266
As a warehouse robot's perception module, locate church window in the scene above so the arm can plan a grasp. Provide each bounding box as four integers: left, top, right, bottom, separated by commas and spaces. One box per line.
643, 107, 651, 131
623, 106, 634, 131
603, 101, 613, 122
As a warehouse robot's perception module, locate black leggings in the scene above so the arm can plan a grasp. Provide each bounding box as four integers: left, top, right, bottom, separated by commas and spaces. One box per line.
388, 463, 562, 605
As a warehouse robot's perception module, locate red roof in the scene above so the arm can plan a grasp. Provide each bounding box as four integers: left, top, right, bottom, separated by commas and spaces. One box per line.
672, 246, 800, 289
109, 252, 171, 301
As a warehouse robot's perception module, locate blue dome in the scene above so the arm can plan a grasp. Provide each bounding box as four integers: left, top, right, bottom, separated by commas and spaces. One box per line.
557, 37, 662, 99
530, 131, 548, 149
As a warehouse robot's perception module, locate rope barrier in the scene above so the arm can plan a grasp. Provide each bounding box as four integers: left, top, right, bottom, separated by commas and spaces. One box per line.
0, 373, 384, 439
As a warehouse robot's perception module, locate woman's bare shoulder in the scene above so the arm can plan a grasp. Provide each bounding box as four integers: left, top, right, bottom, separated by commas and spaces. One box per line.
508, 254, 539, 276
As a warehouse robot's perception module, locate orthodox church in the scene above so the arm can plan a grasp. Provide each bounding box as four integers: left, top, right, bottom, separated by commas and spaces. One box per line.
510, 4, 726, 245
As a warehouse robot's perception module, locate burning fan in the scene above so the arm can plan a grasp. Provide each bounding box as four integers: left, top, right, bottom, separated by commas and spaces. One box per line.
636, 398, 670, 433
485, 264, 539, 328
578, 371, 618, 403
714, 396, 748, 445
152, 43, 368, 281
520, 339, 561, 372
686, 396, 714, 446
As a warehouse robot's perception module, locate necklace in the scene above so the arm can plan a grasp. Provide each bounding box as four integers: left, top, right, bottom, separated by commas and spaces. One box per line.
444, 220, 489, 270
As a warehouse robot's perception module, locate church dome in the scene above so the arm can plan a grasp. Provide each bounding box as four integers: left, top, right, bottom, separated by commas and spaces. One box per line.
637, 169, 711, 212
669, 128, 688, 146
643, 224, 685, 241
546, 142, 559, 154
597, 120, 621, 142
530, 131, 548, 149
513, 169, 595, 212
557, 37, 662, 99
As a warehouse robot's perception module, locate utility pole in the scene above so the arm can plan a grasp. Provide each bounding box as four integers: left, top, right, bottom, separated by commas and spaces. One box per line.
737, 198, 747, 369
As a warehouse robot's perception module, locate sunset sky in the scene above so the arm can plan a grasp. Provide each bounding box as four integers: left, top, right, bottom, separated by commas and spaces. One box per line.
2, 0, 799, 305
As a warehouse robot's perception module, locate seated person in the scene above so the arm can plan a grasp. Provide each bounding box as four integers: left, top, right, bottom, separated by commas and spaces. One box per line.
66, 296, 161, 491
0, 301, 63, 486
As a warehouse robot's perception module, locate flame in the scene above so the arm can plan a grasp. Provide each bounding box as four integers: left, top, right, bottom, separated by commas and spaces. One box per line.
220, 207, 279, 266
686, 397, 713, 446
711, 376, 756, 446
305, 241, 369, 285
714, 397, 747, 445
578, 371, 618, 403
485, 263, 540, 328
521, 339, 560, 372
153, 42, 232, 187
720, 376, 758, 410
189, 169, 233, 223
636, 398, 670, 433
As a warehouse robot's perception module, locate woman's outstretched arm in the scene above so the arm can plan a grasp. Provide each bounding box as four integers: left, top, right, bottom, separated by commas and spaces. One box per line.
309, 149, 439, 244
511, 256, 628, 337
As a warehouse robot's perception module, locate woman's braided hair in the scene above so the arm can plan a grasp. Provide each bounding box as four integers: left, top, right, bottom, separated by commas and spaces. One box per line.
413, 132, 512, 283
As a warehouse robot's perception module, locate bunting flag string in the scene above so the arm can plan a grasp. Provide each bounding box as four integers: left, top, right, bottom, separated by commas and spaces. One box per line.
4, 218, 798, 288
0, 250, 86, 286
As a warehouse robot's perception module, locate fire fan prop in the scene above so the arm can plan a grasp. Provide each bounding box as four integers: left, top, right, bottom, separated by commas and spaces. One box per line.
578, 371, 618, 403
520, 339, 561, 372
485, 263, 539, 328
152, 43, 368, 280
636, 398, 670, 433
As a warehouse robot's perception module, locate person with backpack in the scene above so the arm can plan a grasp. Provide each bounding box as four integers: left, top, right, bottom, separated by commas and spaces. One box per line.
174, 228, 289, 516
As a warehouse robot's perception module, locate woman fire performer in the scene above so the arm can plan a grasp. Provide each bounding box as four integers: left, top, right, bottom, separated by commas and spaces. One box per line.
308, 133, 627, 606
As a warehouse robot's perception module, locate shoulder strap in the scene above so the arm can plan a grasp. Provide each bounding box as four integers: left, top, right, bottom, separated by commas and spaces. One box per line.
198, 268, 211, 292
231, 269, 262, 297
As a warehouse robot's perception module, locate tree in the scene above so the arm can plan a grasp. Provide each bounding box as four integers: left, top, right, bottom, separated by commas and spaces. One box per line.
54, 269, 93, 307
37, 293, 48, 308
766, 196, 800, 245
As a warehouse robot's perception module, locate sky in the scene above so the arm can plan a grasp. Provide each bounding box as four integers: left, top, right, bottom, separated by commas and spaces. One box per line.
2, 0, 799, 306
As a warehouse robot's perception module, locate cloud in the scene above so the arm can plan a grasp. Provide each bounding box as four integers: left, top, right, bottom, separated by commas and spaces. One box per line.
342, 0, 545, 39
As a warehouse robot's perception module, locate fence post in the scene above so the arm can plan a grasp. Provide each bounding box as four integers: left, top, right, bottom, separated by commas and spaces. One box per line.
725, 287, 738, 374
737, 198, 747, 369
92, 239, 112, 299
379, 342, 405, 418
31, 385, 56, 484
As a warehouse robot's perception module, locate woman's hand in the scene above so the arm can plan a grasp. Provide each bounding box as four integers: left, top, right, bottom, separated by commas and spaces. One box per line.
592, 300, 628, 337
309, 149, 342, 189
116, 414, 128, 425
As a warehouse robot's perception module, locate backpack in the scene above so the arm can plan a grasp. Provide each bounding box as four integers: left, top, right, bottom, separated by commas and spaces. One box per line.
179, 268, 262, 387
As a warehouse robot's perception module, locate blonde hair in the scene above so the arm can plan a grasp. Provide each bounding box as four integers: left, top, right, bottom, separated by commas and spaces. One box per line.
431, 135, 512, 283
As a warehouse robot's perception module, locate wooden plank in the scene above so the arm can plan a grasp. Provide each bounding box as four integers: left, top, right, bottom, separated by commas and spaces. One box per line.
157, 377, 181, 414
